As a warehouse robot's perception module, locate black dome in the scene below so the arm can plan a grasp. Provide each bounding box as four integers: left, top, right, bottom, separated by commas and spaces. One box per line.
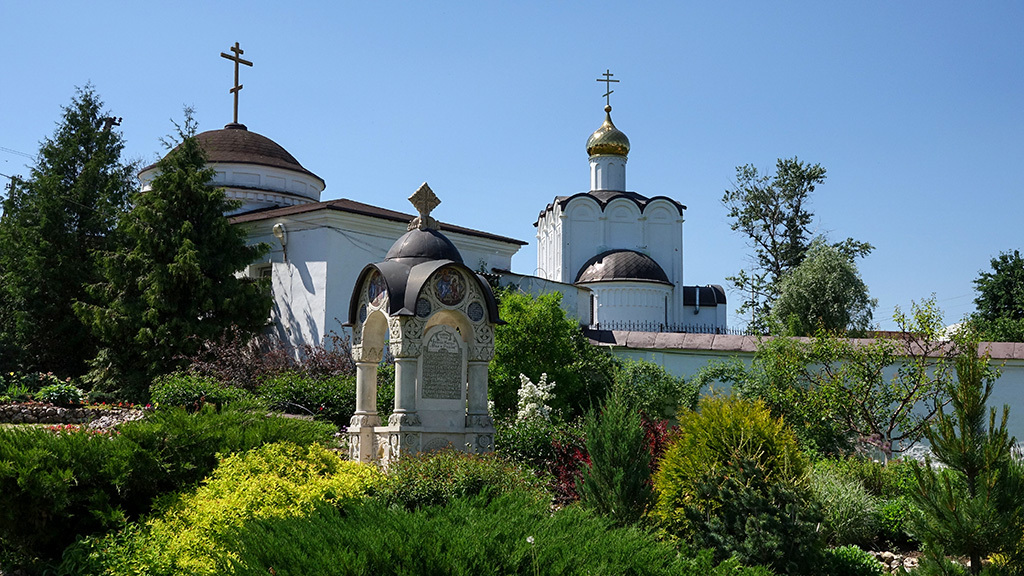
385, 228, 464, 263
575, 249, 671, 285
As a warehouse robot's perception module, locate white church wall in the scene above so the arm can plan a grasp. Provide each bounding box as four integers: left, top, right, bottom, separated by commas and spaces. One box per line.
586, 281, 672, 327
604, 199, 643, 251
240, 207, 520, 352
563, 199, 602, 281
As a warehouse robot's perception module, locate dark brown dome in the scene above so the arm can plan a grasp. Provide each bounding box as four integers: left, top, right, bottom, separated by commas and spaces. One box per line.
385, 228, 464, 263
575, 249, 671, 285
193, 123, 323, 184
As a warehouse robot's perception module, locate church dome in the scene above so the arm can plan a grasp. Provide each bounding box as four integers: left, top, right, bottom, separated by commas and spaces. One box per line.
586, 106, 630, 157
192, 123, 324, 186
385, 228, 464, 263
575, 249, 671, 285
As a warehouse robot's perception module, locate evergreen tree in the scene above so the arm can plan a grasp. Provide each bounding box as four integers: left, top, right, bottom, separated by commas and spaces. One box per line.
578, 385, 653, 526
0, 86, 135, 376
78, 112, 270, 399
911, 332, 1024, 575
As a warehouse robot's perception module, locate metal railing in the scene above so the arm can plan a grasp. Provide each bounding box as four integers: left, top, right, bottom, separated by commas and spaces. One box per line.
589, 320, 751, 335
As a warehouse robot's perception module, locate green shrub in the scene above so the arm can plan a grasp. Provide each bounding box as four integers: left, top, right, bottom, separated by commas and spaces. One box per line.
0, 426, 144, 563
490, 290, 616, 418
0, 405, 335, 568
76, 489, 775, 576
374, 449, 545, 510
613, 359, 697, 420
36, 382, 85, 406
151, 371, 253, 409
66, 442, 380, 576
654, 394, 820, 574
258, 371, 356, 426
578, 386, 652, 525
823, 545, 885, 576
810, 461, 880, 547
683, 455, 824, 575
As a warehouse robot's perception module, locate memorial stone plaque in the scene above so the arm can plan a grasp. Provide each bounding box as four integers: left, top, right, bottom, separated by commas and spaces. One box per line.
421, 328, 463, 400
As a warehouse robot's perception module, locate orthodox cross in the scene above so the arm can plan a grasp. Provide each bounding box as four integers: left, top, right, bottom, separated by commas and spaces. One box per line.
596, 69, 619, 106
408, 182, 441, 231
221, 42, 253, 124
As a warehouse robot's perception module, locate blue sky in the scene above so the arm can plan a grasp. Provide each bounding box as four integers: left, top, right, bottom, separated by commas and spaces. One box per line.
2, 2, 1022, 330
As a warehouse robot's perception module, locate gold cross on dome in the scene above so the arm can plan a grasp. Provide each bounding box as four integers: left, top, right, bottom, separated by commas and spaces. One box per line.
221, 42, 253, 124
408, 182, 441, 231
596, 69, 619, 106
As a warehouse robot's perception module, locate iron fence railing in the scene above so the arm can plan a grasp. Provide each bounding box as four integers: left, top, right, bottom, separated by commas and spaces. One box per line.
589, 320, 752, 335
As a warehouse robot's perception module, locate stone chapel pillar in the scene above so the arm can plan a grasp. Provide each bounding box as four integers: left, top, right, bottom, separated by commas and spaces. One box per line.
390, 356, 421, 426
466, 360, 490, 427
353, 361, 379, 423
349, 347, 382, 463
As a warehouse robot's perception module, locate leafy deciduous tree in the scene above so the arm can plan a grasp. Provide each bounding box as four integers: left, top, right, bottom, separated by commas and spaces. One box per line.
970, 249, 1024, 342
78, 112, 270, 399
722, 157, 873, 332
694, 297, 956, 459
490, 289, 615, 418
769, 238, 877, 336
0, 86, 135, 377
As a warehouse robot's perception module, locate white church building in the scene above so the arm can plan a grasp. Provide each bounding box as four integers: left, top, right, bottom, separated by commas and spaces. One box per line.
139, 64, 727, 351
533, 103, 727, 332
139, 121, 525, 350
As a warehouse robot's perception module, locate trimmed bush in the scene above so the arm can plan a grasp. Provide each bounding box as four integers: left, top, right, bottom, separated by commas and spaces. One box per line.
374, 449, 546, 510
823, 545, 885, 576
151, 371, 253, 409
0, 405, 335, 567
73, 489, 775, 576
258, 371, 357, 426
65, 442, 380, 576
654, 394, 820, 574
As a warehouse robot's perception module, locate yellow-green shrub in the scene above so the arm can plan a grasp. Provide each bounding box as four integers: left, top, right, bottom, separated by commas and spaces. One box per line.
84, 442, 381, 575
654, 394, 806, 530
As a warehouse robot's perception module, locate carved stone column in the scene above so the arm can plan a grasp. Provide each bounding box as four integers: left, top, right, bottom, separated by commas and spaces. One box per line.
465, 360, 491, 428
388, 356, 421, 426
349, 345, 382, 463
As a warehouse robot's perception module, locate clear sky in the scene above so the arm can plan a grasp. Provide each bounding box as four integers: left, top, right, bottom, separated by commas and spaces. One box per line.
2, 2, 1022, 330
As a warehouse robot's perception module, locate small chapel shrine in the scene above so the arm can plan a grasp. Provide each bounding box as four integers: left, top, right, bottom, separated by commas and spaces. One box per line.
346, 184, 498, 464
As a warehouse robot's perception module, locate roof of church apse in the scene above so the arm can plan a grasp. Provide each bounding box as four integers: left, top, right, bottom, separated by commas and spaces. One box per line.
141, 123, 325, 188
229, 197, 527, 247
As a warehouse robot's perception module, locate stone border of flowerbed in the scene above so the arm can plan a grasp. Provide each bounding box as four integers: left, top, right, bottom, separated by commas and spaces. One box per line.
0, 402, 146, 428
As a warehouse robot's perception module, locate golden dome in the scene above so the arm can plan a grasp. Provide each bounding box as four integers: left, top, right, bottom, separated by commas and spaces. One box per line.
586, 105, 630, 157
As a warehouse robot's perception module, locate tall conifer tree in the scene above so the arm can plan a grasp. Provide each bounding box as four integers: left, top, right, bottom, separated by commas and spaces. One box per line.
79, 112, 270, 399
0, 86, 135, 376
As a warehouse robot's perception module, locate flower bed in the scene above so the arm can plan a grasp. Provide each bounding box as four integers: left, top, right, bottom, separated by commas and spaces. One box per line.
0, 402, 145, 427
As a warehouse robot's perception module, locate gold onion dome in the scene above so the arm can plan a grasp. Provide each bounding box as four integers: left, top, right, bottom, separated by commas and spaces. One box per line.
586, 105, 630, 157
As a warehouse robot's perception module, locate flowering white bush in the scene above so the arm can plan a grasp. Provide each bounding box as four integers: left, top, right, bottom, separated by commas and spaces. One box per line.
516, 373, 555, 423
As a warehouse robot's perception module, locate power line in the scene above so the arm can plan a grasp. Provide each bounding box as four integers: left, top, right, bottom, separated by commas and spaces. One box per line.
0, 146, 33, 159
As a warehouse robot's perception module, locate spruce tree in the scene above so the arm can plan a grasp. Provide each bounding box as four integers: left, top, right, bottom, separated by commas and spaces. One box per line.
0, 86, 135, 376
578, 385, 653, 525
78, 111, 270, 399
911, 333, 1024, 575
